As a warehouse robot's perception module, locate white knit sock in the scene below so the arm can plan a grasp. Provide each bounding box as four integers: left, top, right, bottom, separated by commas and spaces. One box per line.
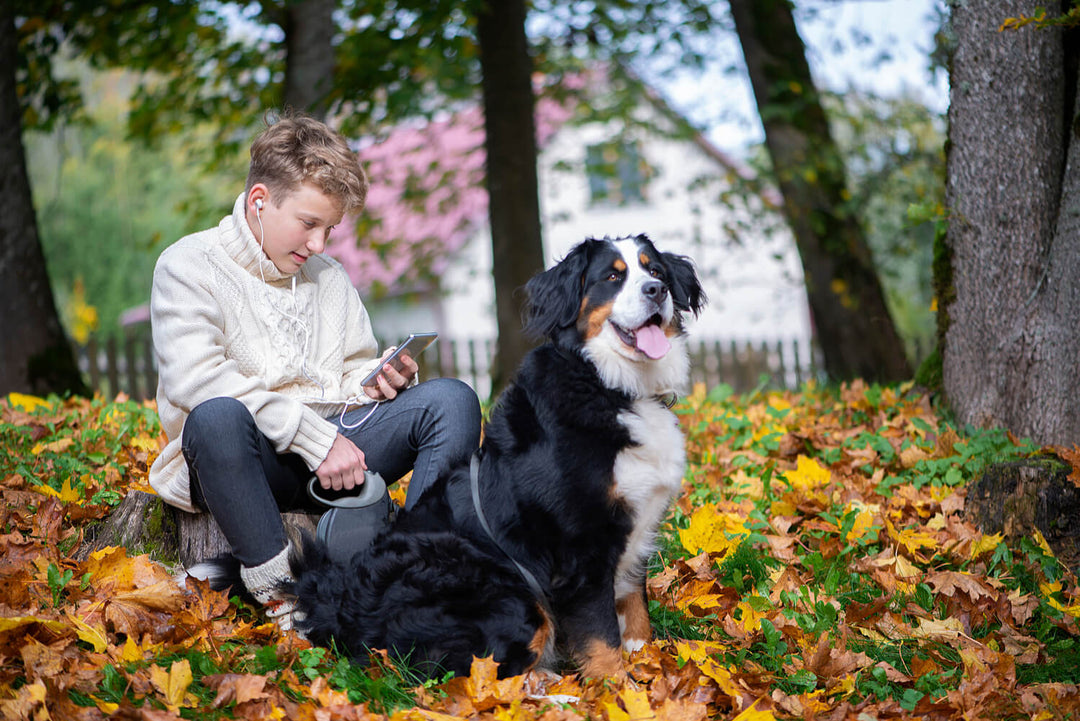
240, 543, 304, 633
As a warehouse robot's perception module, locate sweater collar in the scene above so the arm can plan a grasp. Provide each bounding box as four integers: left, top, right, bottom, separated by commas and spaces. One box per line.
219, 192, 294, 283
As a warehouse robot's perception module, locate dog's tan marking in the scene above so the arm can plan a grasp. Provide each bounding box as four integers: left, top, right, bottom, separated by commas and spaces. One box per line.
579, 301, 613, 340
613, 258, 627, 272
639, 251, 651, 268
528, 606, 555, 661
616, 592, 651, 647
579, 639, 624, 679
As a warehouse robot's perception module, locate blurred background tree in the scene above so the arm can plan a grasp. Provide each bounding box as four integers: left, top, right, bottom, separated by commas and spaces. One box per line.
6, 0, 946, 396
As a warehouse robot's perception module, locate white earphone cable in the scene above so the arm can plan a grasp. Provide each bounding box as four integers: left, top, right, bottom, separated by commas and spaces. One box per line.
256, 199, 326, 398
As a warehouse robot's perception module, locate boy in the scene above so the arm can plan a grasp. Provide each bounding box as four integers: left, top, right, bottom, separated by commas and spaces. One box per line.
149, 112, 480, 630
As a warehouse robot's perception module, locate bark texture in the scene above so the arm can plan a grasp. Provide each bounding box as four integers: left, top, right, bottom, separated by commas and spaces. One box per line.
77, 491, 319, 569
0, 8, 86, 396
945, 1, 1080, 444
477, 0, 545, 395
965, 457, 1080, 571
282, 0, 336, 119
729, 0, 911, 383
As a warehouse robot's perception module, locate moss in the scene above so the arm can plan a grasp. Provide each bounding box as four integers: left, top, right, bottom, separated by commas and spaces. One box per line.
931, 213, 954, 346
914, 345, 943, 392
136, 497, 180, 565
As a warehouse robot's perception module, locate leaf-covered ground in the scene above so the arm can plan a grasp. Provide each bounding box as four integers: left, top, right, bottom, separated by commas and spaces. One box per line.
3, 382, 1080, 720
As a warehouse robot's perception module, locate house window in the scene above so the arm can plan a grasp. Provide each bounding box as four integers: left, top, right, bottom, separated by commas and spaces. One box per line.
586, 140, 649, 206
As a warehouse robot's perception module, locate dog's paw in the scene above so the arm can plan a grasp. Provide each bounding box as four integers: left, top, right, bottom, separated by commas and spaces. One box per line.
622, 637, 647, 654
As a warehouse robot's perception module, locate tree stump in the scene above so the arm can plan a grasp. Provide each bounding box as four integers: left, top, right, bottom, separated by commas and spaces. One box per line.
76, 490, 319, 569
965, 455, 1080, 570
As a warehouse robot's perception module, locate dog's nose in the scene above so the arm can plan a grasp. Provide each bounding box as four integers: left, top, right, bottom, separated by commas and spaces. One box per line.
642, 280, 668, 303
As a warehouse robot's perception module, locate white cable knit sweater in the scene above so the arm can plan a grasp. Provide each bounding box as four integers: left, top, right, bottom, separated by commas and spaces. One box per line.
149, 193, 385, 512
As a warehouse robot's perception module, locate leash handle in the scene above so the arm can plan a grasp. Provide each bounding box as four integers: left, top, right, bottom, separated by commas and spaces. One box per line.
307, 471, 387, 508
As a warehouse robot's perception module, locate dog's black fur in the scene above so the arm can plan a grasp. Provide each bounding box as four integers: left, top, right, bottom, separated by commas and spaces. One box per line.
202, 235, 704, 679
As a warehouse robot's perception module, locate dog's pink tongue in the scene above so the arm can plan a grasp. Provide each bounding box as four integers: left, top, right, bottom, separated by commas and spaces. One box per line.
636, 324, 670, 359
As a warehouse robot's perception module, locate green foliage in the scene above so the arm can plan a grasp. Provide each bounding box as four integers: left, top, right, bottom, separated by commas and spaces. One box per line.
46, 563, 74, 607
25, 85, 244, 335
0, 394, 160, 501
827, 92, 945, 365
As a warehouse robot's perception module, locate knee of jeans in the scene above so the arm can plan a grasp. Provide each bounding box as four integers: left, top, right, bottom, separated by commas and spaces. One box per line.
428, 378, 481, 445
183, 397, 253, 450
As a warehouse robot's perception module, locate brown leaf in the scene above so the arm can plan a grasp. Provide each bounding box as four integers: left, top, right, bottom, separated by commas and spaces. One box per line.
925, 570, 997, 605
204, 673, 269, 707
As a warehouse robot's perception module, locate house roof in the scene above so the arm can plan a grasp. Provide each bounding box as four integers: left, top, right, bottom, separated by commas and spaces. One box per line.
326, 74, 746, 297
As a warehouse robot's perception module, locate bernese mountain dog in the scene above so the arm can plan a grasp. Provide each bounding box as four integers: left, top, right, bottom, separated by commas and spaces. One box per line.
209, 234, 704, 679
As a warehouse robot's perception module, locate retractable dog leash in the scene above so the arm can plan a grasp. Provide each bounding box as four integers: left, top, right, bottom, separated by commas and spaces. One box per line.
308, 471, 392, 563
307, 471, 387, 508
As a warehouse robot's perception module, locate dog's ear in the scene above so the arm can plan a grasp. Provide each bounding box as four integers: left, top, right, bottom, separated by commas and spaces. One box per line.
662, 252, 706, 317
523, 241, 593, 340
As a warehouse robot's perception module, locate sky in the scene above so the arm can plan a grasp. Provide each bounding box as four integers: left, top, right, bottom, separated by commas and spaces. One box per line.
657, 0, 948, 155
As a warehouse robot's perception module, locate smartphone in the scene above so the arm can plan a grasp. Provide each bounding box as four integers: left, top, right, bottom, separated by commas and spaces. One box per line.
361, 332, 438, 386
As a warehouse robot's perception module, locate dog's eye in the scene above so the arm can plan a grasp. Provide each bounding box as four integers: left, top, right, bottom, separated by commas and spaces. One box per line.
649, 267, 662, 278
607, 272, 621, 281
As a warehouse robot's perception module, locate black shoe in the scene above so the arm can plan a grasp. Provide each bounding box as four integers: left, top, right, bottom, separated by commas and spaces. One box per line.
307, 473, 393, 564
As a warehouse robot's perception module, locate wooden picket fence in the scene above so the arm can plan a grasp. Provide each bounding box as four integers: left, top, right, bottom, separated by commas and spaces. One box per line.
75, 324, 821, 402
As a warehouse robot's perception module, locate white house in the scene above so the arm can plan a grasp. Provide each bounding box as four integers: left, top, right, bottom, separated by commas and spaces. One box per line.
326, 76, 813, 395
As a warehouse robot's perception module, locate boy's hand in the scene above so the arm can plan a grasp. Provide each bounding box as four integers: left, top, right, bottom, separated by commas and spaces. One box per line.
363, 352, 418, 401
316, 433, 367, 491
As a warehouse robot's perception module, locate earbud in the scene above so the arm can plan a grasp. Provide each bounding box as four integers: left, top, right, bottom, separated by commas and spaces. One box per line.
254, 198, 264, 211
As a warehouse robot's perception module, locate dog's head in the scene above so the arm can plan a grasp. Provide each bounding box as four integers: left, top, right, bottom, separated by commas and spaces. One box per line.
524, 235, 705, 396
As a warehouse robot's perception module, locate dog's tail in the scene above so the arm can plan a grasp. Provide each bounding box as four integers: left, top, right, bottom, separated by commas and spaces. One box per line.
179, 554, 245, 596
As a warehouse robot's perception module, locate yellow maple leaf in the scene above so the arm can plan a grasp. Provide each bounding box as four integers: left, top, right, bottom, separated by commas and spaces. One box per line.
783, 455, 832, 492
770, 499, 798, 517
129, 433, 161, 452
678, 504, 750, 557
92, 695, 120, 715
735, 596, 771, 634
731, 698, 776, 721
30, 436, 74, 454
150, 659, 196, 712
970, 532, 1004, 559
674, 639, 728, 665
841, 501, 879, 542
604, 686, 656, 721
389, 483, 407, 507
7, 392, 51, 412
0, 615, 69, 636
727, 469, 763, 499
65, 611, 108, 653
885, 517, 937, 557
32, 476, 83, 504
118, 635, 144, 663
1033, 530, 1056, 558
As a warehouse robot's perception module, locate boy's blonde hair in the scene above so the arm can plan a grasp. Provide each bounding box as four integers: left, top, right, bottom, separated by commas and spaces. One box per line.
245, 112, 368, 214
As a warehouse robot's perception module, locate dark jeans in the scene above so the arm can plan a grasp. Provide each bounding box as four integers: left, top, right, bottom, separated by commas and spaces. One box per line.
181, 378, 481, 567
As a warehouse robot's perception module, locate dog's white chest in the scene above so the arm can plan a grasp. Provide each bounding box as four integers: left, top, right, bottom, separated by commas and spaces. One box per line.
614, 400, 685, 504
611, 399, 685, 597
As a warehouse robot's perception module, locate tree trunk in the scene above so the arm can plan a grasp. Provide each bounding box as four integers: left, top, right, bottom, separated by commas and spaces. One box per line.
0, 8, 87, 396
965, 456, 1080, 571
77, 490, 319, 569
282, 0, 337, 119
944, 0, 1080, 445
728, 0, 911, 383
476, 0, 545, 395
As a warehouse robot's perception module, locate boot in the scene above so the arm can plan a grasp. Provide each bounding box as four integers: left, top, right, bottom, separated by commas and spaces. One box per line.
240, 542, 305, 634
